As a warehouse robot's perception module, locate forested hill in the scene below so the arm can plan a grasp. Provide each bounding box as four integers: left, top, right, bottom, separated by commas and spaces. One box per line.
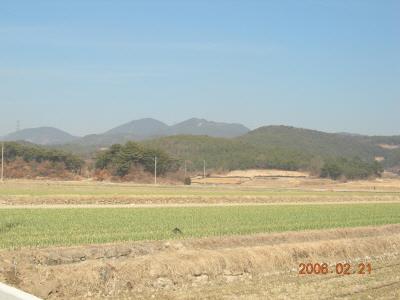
43, 124, 400, 174
141, 135, 321, 172
144, 126, 399, 172
6, 125, 399, 179
238, 126, 385, 160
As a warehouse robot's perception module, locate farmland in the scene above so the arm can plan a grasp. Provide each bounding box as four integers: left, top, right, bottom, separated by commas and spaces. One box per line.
1, 179, 400, 206
1, 204, 400, 248
1, 179, 400, 299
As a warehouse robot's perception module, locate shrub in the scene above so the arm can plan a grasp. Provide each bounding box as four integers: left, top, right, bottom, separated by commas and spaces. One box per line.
184, 177, 192, 185
320, 157, 383, 180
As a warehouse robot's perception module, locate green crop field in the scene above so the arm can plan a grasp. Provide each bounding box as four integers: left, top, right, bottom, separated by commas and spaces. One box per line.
1, 204, 400, 249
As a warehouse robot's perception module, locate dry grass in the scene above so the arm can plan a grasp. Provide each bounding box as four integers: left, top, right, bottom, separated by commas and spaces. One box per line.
224, 169, 309, 178
1, 224, 399, 299
1, 179, 400, 298
1, 179, 400, 206
192, 172, 400, 192
379, 144, 400, 150
191, 169, 309, 185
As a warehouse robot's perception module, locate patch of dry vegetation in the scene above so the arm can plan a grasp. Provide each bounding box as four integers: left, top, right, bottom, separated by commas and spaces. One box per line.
1, 225, 399, 299
225, 169, 309, 178
3, 158, 78, 180
379, 144, 400, 150
1, 179, 400, 206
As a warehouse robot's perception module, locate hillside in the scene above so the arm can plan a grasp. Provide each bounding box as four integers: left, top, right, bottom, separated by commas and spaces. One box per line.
169, 118, 250, 138
3, 127, 78, 145
16, 124, 399, 173
144, 126, 399, 172
238, 126, 385, 160
145, 135, 313, 172
368, 136, 400, 147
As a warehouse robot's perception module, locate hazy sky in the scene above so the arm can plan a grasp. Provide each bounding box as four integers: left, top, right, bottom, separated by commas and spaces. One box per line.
0, 0, 399, 137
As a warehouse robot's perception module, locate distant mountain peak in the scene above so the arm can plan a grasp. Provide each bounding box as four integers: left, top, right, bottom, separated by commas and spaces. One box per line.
170, 118, 250, 138
2, 118, 251, 147
4, 127, 78, 145
103, 117, 249, 140
105, 118, 169, 136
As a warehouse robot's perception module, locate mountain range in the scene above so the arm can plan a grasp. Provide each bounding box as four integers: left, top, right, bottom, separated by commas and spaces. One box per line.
0, 118, 250, 146
1, 119, 399, 171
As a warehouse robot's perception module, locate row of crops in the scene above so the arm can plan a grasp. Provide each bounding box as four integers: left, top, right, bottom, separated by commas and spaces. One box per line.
1, 204, 400, 248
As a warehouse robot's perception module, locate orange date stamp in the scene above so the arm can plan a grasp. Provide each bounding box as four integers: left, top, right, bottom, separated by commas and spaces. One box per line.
298, 262, 372, 275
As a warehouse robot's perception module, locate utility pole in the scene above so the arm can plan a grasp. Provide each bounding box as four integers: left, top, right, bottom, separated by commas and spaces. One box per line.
184, 160, 187, 178
154, 156, 157, 185
203, 160, 206, 179
1, 142, 4, 183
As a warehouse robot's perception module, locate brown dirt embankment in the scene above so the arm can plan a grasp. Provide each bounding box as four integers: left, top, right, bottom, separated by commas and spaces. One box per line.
1, 224, 400, 299
2, 194, 400, 206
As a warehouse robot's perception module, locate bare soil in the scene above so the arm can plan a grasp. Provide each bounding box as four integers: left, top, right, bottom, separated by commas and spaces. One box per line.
2, 194, 400, 206
194, 175, 400, 192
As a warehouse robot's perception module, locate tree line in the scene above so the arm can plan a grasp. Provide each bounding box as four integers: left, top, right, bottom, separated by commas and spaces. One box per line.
320, 157, 383, 180
144, 135, 384, 180
95, 142, 178, 177
3, 142, 83, 173
1, 140, 385, 181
